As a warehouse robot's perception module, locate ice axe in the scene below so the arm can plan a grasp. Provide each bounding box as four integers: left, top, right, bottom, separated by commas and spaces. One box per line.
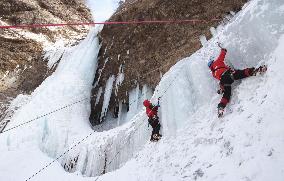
217, 42, 224, 49
157, 96, 161, 105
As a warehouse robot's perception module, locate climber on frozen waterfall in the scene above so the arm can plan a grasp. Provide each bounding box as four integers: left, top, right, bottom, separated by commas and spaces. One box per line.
143, 98, 162, 142
208, 43, 267, 118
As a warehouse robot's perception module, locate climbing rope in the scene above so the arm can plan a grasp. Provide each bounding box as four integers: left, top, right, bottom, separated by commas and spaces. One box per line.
24, 87, 150, 181
0, 15, 219, 181
24, 64, 185, 181
0, 60, 176, 135
0, 18, 219, 134
0, 98, 88, 134
25, 131, 94, 181
94, 65, 185, 180
0, 19, 221, 29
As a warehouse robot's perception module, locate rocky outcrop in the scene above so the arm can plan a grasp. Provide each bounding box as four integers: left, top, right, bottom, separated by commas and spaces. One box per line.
90, 0, 247, 124
0, 0, 92, 123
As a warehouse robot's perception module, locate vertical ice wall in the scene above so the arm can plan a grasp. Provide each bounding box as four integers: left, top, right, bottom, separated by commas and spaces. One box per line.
0, 28, 101, 172
70, 0, 284, 177
75, 111, 152, 177
93, 1, 284, 180
75, 83, 153, 176
153, 0, 284, 137
114, 64, 125, 96
116, 85, 153, 126
97, 84, 153, 128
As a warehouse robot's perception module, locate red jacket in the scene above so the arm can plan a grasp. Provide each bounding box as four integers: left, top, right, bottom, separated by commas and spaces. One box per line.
143, 100, 158, 119
210, 49, 230, 80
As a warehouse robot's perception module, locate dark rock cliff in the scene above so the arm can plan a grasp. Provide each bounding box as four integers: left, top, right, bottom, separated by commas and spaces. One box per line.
0, 0, 92, 123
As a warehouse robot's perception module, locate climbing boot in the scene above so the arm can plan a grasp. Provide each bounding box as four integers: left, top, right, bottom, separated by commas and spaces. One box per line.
253, 65, 267, 76
218, 107, 224, 118
151, 134, 161, 142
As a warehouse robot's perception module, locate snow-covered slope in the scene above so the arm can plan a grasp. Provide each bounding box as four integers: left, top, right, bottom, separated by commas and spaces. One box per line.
97, 0, 284, 180
0, 0, 284, 180
98, 1, 284, 181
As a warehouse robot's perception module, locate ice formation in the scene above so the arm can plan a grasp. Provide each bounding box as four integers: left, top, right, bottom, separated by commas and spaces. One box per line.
1, 0, 284, 181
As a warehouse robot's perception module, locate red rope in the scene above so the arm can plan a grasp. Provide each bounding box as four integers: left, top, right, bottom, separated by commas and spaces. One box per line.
0, 19, 221, 29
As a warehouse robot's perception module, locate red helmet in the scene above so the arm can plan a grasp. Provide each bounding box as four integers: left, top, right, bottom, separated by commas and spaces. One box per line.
143, 100, 151, 107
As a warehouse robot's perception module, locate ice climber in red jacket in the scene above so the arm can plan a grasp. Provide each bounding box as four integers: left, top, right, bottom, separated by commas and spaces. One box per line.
208, 46, 267, 117
143, 99, 162, 142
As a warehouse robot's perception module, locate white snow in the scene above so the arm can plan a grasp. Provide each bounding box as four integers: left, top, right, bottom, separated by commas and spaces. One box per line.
96, 0, 284, 180
1, 0, 284, 181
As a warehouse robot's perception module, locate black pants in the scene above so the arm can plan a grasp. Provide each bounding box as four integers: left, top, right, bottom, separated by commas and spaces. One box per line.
148, 117, 161, 137
218, 68, 255, 108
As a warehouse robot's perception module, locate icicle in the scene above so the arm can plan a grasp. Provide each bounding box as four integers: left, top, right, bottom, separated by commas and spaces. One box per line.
80, 147, 88, 175
199, 35, 208, 47
115, 64, 125, 96
210, 27, 217, 37
100, 75, 115, 122
6, 135, 11, 150
117, 101, 123, 126
95, 87, 103, 106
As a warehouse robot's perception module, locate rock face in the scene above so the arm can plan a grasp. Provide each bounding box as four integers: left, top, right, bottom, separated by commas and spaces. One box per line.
0, 0, 92, 122
90, 0, 247, 124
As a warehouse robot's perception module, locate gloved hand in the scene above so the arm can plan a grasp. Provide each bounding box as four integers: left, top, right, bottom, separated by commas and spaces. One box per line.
217, 89, 224, 94
222, 48, 227, 52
